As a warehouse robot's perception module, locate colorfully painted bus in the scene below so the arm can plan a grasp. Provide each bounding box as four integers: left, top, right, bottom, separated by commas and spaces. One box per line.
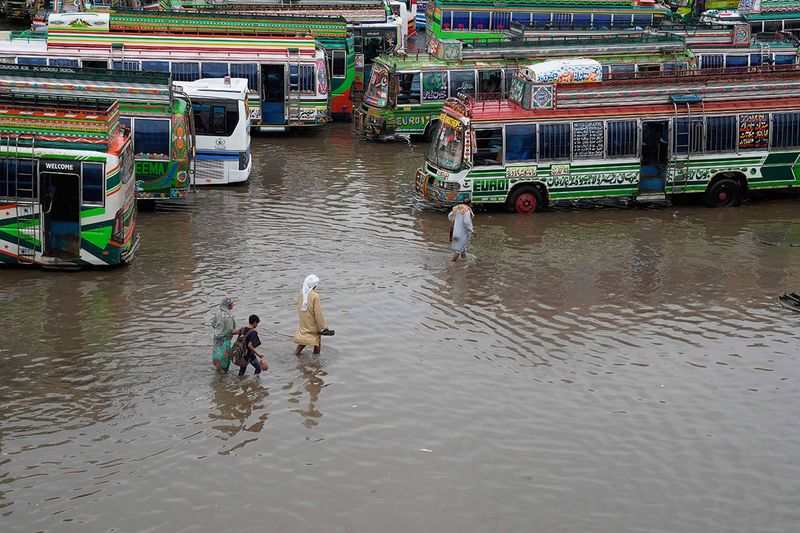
355, 33, 694, 138
174, 77, 252, 185
415, 62, 800, 213
0, 11, 331, 130
0, 96, 138, 268
0, 63, 195, 201
699, 1, 800, 37
425, 0, 672, 42
688, 29, 799, 68
156, 1, 402, 114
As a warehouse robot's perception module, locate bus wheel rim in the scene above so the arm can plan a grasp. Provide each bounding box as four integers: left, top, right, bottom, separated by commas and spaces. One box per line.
516, 193, 536, 214
718, 191, 729, 203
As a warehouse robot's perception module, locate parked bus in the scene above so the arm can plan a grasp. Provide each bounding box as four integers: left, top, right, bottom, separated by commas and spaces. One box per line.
161, 1, 402, 114
416, 62, 800, 213
0, 63, 195, 201
689, 30, 799, 68
0, 96, 138, 268
0, 11, 331, 130
425, 0, 672, 42
355, 33, 694, 138
700, 2, 800, 37
174, 78, 252, 185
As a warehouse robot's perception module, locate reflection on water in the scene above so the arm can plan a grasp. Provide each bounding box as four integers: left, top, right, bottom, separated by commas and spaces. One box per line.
2, 125, 800, 532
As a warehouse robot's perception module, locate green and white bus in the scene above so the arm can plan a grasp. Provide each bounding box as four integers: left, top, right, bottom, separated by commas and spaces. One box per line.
0, 97, 138, 268
355, 33, 694, 138
416, 62, 800, 213
425, 0, 672, 42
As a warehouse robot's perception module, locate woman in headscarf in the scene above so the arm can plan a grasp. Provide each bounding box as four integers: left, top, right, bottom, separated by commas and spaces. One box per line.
211, 297, 236, 372
293, 274, 327, 355
448, 198, 474, 262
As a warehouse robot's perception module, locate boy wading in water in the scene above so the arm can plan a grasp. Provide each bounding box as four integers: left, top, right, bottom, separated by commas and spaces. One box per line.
449, 199, 475, 262
293, 274, 330, 355
234, 314, 268, 376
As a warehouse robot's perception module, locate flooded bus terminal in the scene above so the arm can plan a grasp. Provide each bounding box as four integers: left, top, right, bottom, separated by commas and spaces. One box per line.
2, 123, 800, 531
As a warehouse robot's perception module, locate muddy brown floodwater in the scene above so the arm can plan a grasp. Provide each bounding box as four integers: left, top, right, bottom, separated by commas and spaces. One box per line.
2, 124, 800, 532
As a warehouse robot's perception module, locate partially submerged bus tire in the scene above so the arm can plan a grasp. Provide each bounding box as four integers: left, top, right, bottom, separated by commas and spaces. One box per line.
704, 173, 747, 208
506, 184, 546, 214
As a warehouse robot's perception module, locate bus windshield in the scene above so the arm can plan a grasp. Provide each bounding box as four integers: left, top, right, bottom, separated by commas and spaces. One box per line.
427, 114, 464, 171
364, 64, 390, 107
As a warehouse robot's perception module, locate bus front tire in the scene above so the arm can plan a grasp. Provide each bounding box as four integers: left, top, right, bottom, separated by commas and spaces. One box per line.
506, 185, 542, 214
704, 178, 743, 208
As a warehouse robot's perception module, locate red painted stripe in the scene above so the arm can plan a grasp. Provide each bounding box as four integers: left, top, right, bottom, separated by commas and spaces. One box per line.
0, 247, 40, 265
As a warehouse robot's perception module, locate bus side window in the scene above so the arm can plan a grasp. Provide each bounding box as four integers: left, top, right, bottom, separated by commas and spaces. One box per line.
396, 73, 420, 105
143, 61, 170, 73
772, 112, 800, 149
452, 11, 469, 30
474, 128, 503, 166
607, 121, 637, 158
82, 162, 105, 206
673, 118, 704, 154
505, 124, 536, 162
705, 116, 737, 153
230, 64, 259, 90
449, 70, 475, 98
173, 62, 201, 82
539, 123, 571, 161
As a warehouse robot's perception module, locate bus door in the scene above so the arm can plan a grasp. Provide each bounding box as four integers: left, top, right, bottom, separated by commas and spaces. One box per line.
40, 162, 81, 260
478, 69, 503, 97
639, 120, 669, 195
261, 64, 285, 125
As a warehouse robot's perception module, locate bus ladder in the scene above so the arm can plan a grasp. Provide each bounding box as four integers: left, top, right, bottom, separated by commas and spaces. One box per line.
287, 47, 303, 125
759, 42, 771, 65
670, 94, 705, 195
9, 135, 39, 263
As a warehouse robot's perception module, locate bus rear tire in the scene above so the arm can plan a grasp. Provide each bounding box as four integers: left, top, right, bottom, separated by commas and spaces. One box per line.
704, 178, 743, 208
506, 185, 541, 214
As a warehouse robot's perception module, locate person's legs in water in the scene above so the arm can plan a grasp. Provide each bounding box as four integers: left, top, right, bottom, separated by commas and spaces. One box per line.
313, 339, 321, 355
250, 355, 262, 375
238, 364, 248, 376
451, 252, 460, 262
295, 344, 305, 356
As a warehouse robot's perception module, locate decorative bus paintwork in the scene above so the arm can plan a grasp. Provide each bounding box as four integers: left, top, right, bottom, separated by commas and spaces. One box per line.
0, 11, 331, 130
0, 97, 138, 268
0, 63, 194, 201
416, 64, 800, 213
355, 33, 694, 138
174, 78, 252, 185
155, 1, 403, 116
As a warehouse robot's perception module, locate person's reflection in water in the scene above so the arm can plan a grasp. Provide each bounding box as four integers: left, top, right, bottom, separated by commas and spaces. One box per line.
209, 375, 271, 455
288, 361, 327, 429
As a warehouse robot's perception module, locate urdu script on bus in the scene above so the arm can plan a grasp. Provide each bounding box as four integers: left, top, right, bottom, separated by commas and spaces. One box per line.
738, 113, 769, 150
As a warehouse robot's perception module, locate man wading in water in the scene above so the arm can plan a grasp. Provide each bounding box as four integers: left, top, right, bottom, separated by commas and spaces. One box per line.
449, 199, 475, 262
293, 274, 332, 355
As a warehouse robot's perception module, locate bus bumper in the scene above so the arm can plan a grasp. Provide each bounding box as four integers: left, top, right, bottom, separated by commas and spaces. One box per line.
354, 106, 393, 138
121, 233, 141, 264
415, 167, 468, 205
